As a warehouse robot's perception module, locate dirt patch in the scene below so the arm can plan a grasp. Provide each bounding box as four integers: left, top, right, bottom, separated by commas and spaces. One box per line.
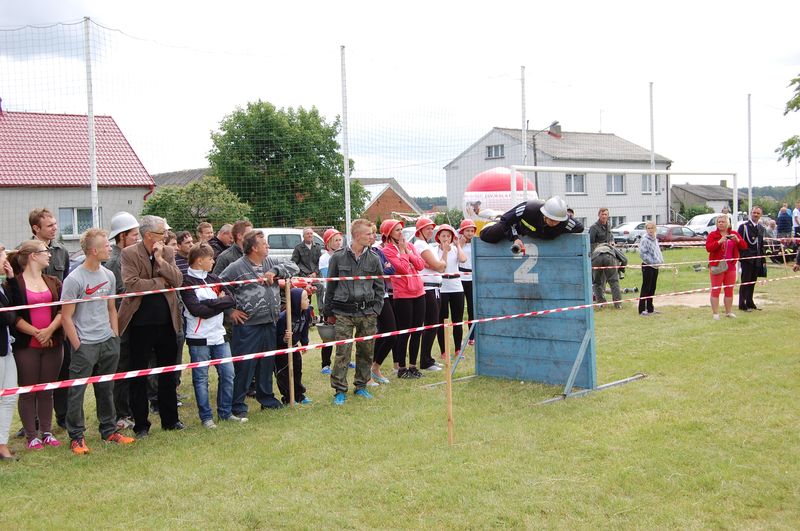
657, 292, 771, 308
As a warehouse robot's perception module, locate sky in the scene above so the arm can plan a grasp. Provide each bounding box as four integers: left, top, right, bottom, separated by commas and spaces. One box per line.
1, 0, 799, 198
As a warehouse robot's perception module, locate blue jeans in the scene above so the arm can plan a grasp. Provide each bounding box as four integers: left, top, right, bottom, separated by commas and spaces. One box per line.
231, 323, 280, 416
188, 342, 234, 422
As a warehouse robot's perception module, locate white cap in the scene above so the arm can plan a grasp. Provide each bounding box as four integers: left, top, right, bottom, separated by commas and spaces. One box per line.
108, 211, 139, 240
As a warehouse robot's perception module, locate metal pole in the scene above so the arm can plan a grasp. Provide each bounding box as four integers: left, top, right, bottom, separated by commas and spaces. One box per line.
340, 45, 352, 242
84, 17, 99, 228
533, 136, 538, 197
649, 82, 657, 222
747, 94, 753, 212
733, 173, 739, 223
521, 66, 528, 201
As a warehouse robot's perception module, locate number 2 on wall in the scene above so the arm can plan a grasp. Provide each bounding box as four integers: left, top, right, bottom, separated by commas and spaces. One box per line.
513, 245, 539, 284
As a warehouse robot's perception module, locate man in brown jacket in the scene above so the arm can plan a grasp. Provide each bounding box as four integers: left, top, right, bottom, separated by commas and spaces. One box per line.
118, 215, 185, 438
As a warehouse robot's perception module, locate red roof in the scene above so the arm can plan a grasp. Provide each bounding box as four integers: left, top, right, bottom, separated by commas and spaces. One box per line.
0, 111, 153, 188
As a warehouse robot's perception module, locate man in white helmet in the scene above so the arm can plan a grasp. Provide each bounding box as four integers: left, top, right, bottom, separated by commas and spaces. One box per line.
479, 196, 583, 254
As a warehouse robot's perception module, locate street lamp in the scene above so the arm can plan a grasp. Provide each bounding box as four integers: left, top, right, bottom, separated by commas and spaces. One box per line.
531, 120, 562, 194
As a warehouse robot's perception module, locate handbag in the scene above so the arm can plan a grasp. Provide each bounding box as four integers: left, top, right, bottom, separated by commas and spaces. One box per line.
710, 236, 731, 275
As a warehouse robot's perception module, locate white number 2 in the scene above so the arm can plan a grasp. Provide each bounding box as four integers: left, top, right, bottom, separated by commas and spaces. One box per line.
513, 245, 539, 284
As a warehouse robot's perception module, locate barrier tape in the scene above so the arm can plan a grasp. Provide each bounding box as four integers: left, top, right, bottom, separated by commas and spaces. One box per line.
1, 273, 798, 398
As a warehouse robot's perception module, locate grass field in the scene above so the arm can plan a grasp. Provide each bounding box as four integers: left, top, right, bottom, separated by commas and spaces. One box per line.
1, 248, 799, 529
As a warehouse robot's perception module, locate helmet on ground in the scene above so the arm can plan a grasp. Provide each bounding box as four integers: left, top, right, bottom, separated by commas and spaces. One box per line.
458, 219, 477, 234
541, 196, 568, 222
108, 212, 139, 240
415, 217, 435, 236
434, 224, 457, 244
380, 219, 403, 239
322, 228, 342, 248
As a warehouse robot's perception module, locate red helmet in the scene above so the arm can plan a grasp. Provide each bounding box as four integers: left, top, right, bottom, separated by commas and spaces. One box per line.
458, 219, 477, 234
380, 219, 403, 239
415, 217, 435, 236
322, 228, 342, 248
434, 224, 456, 244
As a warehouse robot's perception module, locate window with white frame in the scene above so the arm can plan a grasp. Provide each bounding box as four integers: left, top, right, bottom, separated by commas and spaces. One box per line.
610, 216, 626, 227
59, 207, 99, 239
606, 174, 625, 194
642, 215, 652, 222
641, 174, 661, 194
486, 144, 504, 159
565, 173, 586, 194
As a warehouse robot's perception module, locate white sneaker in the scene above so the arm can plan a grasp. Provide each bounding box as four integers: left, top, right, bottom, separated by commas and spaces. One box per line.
224, 414, 249, 423
202, 419, 217, 429
423, 365, 442, 371
725, 313, 737, 318
712, 314, 720, 320
366, 379, 380, 387
639, 311, 650, 317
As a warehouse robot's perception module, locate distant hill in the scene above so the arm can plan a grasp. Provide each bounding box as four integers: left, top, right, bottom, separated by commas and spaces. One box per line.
747, 186, 796, 201
413, 196, 447, 211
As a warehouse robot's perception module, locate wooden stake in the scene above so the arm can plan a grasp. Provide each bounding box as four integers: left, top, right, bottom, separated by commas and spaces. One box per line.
444, 318, 455, 446
285, 279, 295, 406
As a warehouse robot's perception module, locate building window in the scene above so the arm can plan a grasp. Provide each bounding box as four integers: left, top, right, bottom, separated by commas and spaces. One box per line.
642, 174, 661, 194
486, 144, 504, 159
576, 217, 587, 228
59, 207, 98, 239
565, 173, 586, 194
610, 216, 626, 227
642, 215, 652, 222
606, 174, 625, 194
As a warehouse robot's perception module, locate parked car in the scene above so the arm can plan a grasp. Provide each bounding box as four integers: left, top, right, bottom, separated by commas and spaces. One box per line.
685, 213, 723, 237
655, 224, 705, 247
252, 227, 324, 263
611, 221, 647, 244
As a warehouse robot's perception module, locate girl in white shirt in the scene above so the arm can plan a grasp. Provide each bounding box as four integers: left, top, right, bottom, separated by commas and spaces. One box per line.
434, 224, 467, 358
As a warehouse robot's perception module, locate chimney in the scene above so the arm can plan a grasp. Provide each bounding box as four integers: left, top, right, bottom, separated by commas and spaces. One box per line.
720, 179, 727, 188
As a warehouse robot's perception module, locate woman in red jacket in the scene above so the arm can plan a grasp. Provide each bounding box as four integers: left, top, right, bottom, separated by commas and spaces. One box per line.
380, 220, 426, 379
706, 215, 747, 320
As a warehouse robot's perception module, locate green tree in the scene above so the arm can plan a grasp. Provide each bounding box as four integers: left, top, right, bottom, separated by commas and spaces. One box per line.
433, 208, 464, 228
776, 74, 800, 164
141, 175, 251, 233
208, 101, 368, 227
680, 203, 713, 220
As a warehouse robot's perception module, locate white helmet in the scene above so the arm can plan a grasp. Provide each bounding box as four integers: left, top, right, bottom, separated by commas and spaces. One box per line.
108, 211, 139, 240
541, 195, 568, 222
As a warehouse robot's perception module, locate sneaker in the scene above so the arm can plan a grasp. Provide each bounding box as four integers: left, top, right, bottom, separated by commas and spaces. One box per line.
725, 313, 737, 318
14, 427, 24, 438
299, 397, 312, 405
135, 430, 150, 440
105, 432, 135, 445
354, 389, 373, 399
348, 362, 356, 369
409, 367, 424, 379
42, 433, 61, 447
398, 368, 414, 379
27, 437, 44, 450
164, 421, 187, 431
423, 364, 442, 372
640, 311, 650, 317
70, 437, 90, 455
202, 419, 218, 429
321, 366, 332, 375
223, 414, 249, 423
712, 314, 720, 321
116, 417, 134, 430
367, 379, 380, 387
333, 392, 347, 406
371, 371, 390, 385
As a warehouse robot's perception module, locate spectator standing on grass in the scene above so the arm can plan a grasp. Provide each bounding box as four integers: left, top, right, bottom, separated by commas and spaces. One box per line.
413, 217, 444, 373
433, 224, 467, 359
318, 228, 343, 374
61, 229, 135, 455
380, 220, 426, 379
324, 219, 384, 405
369, 223, 397, 385
707, 215, 746, 320
197, 222, 214, 244
180, 243, 245, 428
213, 220, 252, 275
274, 287, 311, 405
105, 212, 139, 431
174, 231, 194, 275
458, 219, 477, 346
793, 200, 800, 238
6, 241, 64, 450
637, 221, 664, 316
0, 243, 20, 461
220, 230, 298, 417
118, 215, 185, 438
208, 224, 233, 259
738, 206, 766, 312
28, 208, 70, 431
588, 207, 614, 252
776, 205, 793, 238
291, 227, 322, 280
479, 196, 583, 253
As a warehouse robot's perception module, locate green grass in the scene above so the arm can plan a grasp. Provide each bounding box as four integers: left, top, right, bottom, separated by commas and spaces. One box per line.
2, 249, 799, 529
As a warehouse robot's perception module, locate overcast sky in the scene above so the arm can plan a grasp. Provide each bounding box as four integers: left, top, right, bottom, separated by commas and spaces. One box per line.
2, 0, 799, 198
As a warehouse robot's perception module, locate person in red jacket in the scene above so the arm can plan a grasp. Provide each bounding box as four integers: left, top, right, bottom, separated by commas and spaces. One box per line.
706, 215, 747, 320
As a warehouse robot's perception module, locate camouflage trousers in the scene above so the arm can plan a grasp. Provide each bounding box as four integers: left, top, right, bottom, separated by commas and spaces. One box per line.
331, 314, 377, 393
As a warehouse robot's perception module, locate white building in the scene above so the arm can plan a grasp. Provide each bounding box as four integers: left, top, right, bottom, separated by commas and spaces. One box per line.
445, 128, 673, 227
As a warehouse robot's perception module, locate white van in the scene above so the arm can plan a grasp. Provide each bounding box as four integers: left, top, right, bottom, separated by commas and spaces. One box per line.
686, 213, 727, 237
252, 228, 324, 263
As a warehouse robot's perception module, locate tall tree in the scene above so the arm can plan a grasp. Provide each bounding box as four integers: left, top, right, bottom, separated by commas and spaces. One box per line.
141, 175, 251, 233
208, 101, 367, 227
776, 74, 800, 164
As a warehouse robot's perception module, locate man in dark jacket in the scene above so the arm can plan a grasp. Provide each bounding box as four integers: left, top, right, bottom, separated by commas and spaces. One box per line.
212, 220, 252, 275
207, 224, 233, 259
324, 219, 384, 405
291, 228, 322, 278
738, 206, 765, 312
588, 208, 614, 251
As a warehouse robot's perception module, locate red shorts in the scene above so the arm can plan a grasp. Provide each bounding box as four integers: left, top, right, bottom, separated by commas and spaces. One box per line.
710, 265, 737, 298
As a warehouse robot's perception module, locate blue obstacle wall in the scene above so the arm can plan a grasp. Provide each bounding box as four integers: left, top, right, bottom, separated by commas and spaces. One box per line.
472, 234, 596, 389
